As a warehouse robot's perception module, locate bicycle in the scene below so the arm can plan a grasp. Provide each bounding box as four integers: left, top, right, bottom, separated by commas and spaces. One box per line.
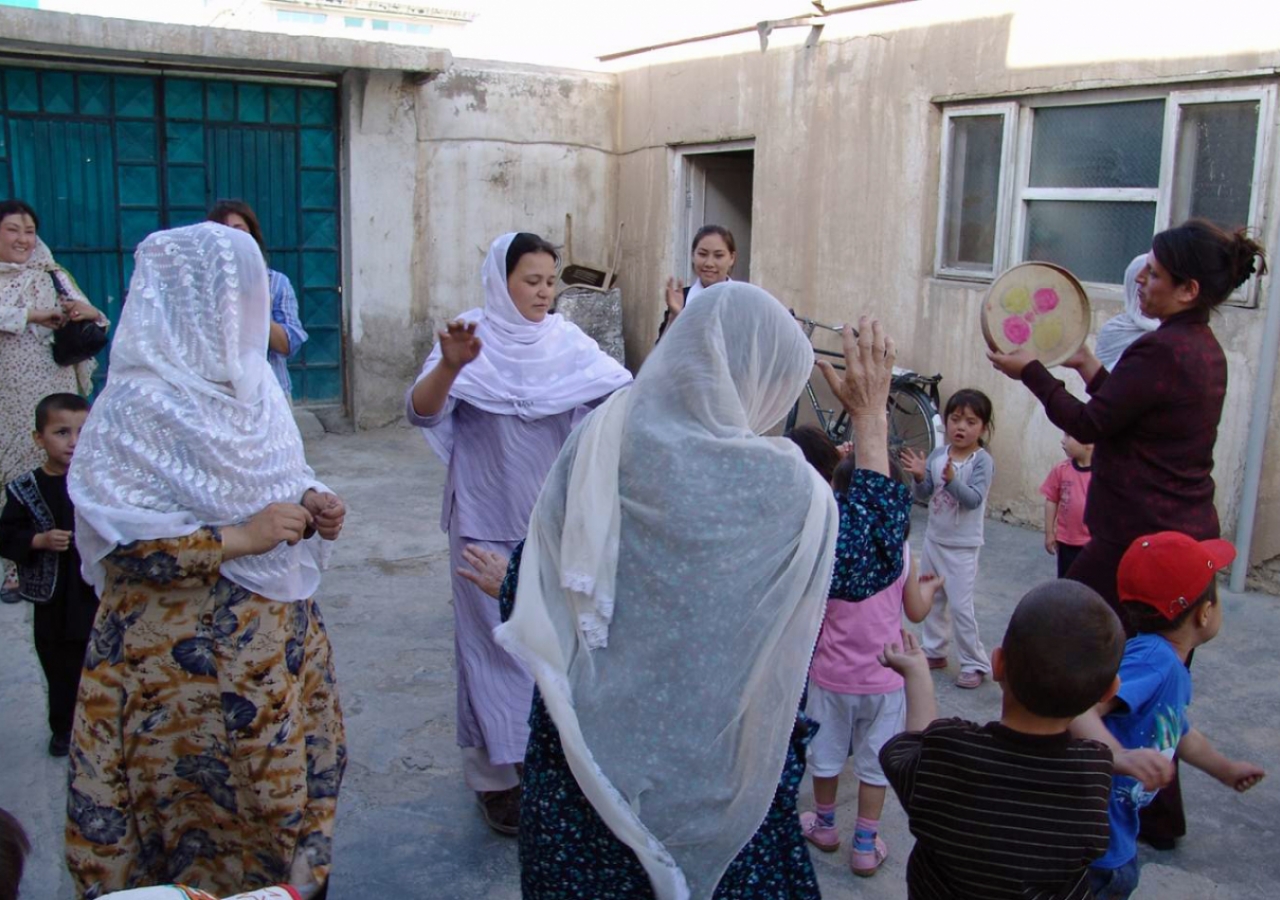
785, 316, 945, 485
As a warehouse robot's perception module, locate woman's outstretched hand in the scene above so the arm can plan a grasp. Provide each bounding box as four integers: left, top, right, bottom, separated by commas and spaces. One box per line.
987, 348, 1035, 379
439, 320, 482, 371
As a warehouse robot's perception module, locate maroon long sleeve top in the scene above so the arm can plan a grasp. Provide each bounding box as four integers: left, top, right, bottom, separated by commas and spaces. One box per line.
1020, 307, 1226, 546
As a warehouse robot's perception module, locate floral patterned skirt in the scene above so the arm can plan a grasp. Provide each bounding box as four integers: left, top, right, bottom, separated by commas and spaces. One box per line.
66, 533, 345, 900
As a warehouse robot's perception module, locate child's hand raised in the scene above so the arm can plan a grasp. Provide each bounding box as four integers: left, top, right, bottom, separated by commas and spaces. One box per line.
899, 448, 927, 483
942, 459, 955, 485
439, 320, 482, 371
1220, 760, 1265, 793
879, 629, 929, 677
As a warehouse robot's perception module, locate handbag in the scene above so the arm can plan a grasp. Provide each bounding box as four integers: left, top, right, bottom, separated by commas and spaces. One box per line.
48, 270, 108, 367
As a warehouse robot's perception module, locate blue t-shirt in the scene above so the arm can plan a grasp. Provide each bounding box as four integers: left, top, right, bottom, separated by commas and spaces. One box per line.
1095, 633, 1191, 869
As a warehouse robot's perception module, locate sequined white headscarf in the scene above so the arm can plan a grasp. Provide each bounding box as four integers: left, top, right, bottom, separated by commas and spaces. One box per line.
70, 223, 329, 602
497, 284, 839, 900
414, 232, 632, 463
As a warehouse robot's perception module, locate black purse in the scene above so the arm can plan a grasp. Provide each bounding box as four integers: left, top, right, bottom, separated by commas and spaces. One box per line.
48, 271, 108, 367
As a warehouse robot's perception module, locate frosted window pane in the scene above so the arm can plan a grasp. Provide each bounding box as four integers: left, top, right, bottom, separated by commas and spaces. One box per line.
1172, 101, 1259, 231
941, 115, 1003, 271
1030, 101, 1164, 188
1024, 201, 1155, 284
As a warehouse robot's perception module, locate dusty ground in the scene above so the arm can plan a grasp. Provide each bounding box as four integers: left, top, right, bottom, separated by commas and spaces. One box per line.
3, 424, 1278, 899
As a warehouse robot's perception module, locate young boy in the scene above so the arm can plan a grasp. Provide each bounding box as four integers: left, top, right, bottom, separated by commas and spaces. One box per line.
1071, 532, 1266, 900
0, 393, 97, 758
879, 581, 1159, 899
1040, 434, 1093, 578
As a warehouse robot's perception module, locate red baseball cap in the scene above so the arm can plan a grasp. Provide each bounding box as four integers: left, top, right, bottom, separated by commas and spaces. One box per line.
1117, 531, 1236, 619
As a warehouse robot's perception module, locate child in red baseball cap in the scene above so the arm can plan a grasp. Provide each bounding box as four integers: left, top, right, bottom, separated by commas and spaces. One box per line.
1070, 531, 1266, 899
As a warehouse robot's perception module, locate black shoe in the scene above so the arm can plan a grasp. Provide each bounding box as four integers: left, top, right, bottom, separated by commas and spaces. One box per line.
48, 734, 71, 758
1137, 833, 1177, 851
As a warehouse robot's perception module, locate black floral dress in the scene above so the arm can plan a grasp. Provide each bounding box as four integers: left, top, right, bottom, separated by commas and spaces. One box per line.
66, 528, 346, 899
501, 470, 911, 898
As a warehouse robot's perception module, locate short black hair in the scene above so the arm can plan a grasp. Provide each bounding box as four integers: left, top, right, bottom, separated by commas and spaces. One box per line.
1002, 581, 1124, 718
35, 393, 89, 432
0, 807, 29, 900
786, 425, 839, 484
691, 224, 737, 255
1122, 578, 1218, 635
0, 199, 38, 231
505, 233, 559, 278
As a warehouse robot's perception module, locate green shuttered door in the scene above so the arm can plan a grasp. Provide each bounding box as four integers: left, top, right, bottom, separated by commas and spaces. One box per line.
0, 66, 343, 404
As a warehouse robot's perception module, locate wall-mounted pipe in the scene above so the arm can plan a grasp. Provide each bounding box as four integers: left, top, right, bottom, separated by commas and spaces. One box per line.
1230, 269, 1280, 592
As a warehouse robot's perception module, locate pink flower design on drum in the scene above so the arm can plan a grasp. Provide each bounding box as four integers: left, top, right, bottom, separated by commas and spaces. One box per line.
1033, 288, 1061, 314
1002, 315, 1032, 345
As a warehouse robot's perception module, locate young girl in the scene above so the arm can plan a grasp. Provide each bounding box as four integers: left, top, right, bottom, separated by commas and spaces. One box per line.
801, 454, 942, 876
900, 388, 995, 689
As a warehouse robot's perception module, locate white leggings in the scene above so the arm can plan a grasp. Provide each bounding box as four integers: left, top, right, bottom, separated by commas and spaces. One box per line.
919, 538, 990, 674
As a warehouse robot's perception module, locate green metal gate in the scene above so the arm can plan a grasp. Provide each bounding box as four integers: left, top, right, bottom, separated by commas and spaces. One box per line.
0, 64, 343, 404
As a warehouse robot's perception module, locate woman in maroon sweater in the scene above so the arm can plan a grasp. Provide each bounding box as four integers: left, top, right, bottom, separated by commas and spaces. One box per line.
989, 218, 1265, 847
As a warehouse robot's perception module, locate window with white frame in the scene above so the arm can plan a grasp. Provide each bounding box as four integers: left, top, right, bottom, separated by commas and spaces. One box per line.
937, 86, 1274, 303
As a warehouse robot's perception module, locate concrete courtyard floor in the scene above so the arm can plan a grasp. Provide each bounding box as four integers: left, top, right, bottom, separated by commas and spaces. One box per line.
4, 423, 1279, 900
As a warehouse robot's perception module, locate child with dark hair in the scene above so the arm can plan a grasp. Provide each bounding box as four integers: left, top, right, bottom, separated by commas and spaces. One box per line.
800, 449, 940, 877
879, 580, 1151, 900
786, 425, 841, 484
0, 808, 29, 900
1072, 532, 1265, 899
0, 393, 97, 757
1041, 434, 1094, 578
900, 388, 995, 688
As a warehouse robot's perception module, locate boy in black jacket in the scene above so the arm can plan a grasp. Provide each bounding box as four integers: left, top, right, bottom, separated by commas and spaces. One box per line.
0, 393, 97, 757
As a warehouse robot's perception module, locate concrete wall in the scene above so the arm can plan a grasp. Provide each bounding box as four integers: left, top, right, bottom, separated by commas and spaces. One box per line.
345, 61, 619, 427
611, 4, 1280, 587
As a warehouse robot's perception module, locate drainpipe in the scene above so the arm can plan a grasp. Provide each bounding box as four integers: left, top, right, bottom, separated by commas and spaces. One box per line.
1230, 269, 1280, 592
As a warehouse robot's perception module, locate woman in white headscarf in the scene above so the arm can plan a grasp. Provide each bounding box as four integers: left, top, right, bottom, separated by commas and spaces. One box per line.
0, 198, 105, 598
66, 223, 346, 900
1094, 254, 1160, 370
406, 232, 632, 834
486, 285, 910, 900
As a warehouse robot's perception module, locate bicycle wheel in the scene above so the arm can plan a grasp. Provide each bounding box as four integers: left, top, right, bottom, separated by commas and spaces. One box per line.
887, 386, 942, 485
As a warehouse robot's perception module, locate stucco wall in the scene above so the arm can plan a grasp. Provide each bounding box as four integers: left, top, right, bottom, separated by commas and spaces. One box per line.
612, 8, 1280, 585
346, 61, 619, 427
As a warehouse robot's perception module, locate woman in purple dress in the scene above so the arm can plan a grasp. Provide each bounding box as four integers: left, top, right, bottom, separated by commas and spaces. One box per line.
406, 232, 631, 834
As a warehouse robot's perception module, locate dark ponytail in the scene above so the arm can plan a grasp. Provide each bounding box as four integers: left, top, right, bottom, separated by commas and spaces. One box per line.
1151, 219, 1267, 309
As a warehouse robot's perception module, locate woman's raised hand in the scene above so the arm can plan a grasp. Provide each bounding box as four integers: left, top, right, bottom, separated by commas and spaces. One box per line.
28, 307, 66, 329
439, 320, 482, 371
818, 316, 895, 417
664, 277, 685, 316
222, 503, 314, 560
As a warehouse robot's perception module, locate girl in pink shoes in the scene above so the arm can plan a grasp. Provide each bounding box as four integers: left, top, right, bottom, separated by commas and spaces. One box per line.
901, 389, 995, 690
801, 456, 943, 877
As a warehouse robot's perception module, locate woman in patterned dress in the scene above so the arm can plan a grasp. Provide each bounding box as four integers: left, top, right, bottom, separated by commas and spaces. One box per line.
0, 198, 104, 599
65, 223, 346, 900
484, 284, 910, 899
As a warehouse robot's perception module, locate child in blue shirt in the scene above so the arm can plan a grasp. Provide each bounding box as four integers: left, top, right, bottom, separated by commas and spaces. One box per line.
1070, 531, 1266, 899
